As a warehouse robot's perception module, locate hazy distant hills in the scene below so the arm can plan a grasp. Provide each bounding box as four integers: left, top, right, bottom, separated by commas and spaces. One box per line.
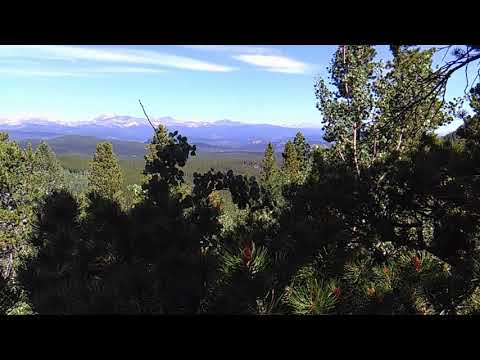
17, 135, 148, 157
16, 135, 255, 157
1, 115, 326, 152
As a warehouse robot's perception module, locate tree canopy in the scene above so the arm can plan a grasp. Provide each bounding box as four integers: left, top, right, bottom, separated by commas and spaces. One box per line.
2, 45, 480, 315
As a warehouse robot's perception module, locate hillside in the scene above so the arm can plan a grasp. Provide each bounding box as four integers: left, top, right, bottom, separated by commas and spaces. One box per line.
17, 135, 148, 157
58, 151, 265, 190
16, 134, 296, 156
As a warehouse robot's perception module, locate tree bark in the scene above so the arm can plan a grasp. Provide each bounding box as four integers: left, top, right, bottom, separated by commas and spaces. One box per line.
353, 123, 360, 176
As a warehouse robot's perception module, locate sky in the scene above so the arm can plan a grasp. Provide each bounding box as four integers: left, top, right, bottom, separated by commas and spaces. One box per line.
0, 45, 476, 133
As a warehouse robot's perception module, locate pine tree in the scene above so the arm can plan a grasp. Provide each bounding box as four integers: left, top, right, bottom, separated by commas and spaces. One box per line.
143, 124, 171, 186
1, 136, 29, 249
17, 190, 86, 314
293, 132, 311, 180
145, 124, 170, 164
373, 45, 449, 159
282, 140, 300, 183
33, 142, 59, 172
33, 141, 64, 194
261, 143, 277, 184
315, 45, 378, 175
87, 142, 123, 201
457, 84, 480, 147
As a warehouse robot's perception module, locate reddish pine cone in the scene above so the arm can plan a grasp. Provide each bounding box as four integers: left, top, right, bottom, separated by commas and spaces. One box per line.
243, 243, 253, 265
383, 267, 391, 277
332, 287, 341, 299
411, 256, 422, 272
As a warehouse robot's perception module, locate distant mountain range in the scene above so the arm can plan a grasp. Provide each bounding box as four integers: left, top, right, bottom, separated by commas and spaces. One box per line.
0, 115, 326, 152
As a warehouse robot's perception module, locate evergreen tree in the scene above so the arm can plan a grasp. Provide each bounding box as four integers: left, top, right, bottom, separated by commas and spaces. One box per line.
143, 124, 172, 189
87, 142, 123, 201
17, 190, 87, 314
33, 141, 64, 194
0, 138, 37, 249
372, 45, 450, 160
315, 45, 378, 175
293, 132, 311, 180
6, 46, 480, 315
261, 143, 277, 184
145, 124, 170, 163
1, 136, 65, 314
282, 141, 300, 183
457, 84, 480, 147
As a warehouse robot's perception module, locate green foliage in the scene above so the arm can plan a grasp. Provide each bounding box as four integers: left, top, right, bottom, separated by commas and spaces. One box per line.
373, 46, 451, 158
1, 136, 64, 252
62, 168, 88, 194
293, 132, 311, 183
203, 241, 283, 314
3, 45, 480, 315
144, 124, 170, 184
456, 84, 480, 149
87, 142, 123, 201
123, 183, 144, 209
5, 301, 34, 315
285, 274, 339, 315
261, 142, 277, 184
18, 135, 147, 157
282, 140, 301, 183
145, 124, 170, 163
315, 45, 378, 174
33, 141, 65, 194
315, 45, 452, 176
58, 152, 263, 191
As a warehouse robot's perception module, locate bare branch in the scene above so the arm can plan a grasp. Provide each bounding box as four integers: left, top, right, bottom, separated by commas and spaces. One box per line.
464, 50, 471, 95
138, 99, 156, 131
440, 46, 452, 64
394, 47, 480, 120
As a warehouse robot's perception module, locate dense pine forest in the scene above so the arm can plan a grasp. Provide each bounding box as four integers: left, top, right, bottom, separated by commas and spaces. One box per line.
1, 45, 480, 314
56, 152, 264, 193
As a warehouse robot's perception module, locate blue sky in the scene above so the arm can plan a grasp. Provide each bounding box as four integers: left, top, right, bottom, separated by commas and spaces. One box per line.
0, 45, 475, 133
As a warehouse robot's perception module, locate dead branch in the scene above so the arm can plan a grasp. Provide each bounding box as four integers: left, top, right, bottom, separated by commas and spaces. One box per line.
138, 99, 156, 131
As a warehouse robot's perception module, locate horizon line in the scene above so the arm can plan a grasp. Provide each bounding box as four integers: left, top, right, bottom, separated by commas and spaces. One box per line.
0, 114, 325, 129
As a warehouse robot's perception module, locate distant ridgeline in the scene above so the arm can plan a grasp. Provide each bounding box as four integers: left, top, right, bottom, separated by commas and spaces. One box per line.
16, 135, 148, 157
11, 134, 327, 157
1, 116, 326, 154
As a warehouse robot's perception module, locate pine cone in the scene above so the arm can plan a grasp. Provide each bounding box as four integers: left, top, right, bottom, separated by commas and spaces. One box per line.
243, 243, 253, 266
411, 256, 422, 272
332, 287, 341, 299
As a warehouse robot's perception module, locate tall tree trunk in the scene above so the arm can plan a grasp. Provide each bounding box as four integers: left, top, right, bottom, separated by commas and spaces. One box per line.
343, 45, 349, 96
396, 131, 403, 151
353, 123, 360, 176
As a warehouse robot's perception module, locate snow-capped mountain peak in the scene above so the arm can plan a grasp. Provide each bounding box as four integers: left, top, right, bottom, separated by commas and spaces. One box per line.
213, 119, 242, 126
0, 117, 62, 127
0, 114, 326, 147
90, 114, 142, 128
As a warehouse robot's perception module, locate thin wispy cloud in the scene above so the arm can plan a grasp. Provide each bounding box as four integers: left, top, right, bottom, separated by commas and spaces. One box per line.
0, 66, 165, 77
98, 66, 166, 74
0, 69, 89, 77
233, 54, 311, 74
184, 45, 312, 74
0, 46, 236, 72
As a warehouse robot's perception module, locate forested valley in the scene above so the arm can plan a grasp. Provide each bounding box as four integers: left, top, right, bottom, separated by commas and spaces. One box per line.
1, 45, 480, 315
